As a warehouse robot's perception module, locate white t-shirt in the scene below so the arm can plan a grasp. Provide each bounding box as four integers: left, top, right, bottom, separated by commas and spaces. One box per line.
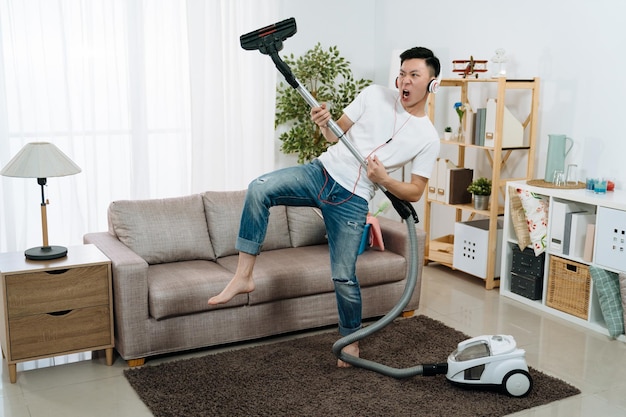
318, 85, 440, 201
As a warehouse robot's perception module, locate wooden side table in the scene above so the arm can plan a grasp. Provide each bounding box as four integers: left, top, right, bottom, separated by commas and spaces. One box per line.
0, 244, 114, 383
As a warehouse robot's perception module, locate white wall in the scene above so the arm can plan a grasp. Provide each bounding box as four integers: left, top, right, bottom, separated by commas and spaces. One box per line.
373, 0, 626, 185
276, 0, 626, 227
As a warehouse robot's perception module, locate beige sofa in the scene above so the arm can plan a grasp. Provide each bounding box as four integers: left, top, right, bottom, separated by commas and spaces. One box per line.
83, 190, 424, 366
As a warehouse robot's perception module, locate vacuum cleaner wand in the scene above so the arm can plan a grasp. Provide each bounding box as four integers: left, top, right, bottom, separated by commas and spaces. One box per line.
240, 18, 418, 223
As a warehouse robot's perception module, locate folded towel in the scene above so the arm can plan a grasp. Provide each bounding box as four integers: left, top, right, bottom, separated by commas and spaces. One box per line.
358, 215, 385, 255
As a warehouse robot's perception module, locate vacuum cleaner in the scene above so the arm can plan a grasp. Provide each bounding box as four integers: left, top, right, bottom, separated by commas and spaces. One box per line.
240, 17, 533, 397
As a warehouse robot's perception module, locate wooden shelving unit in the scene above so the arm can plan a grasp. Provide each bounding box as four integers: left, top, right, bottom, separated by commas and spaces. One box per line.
424, 77, 541, 289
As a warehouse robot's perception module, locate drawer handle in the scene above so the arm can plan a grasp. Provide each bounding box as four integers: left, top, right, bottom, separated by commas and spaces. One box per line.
48, 310, 72, 316
46, 269, 69, 275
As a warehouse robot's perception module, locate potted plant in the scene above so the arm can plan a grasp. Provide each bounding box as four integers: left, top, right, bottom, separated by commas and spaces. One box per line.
275, 43, 372, 163
467, 177, 492, 210
444, 126, 453, 141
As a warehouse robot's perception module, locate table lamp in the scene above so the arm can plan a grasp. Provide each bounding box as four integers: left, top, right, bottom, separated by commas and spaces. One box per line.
0, 142, 81, 260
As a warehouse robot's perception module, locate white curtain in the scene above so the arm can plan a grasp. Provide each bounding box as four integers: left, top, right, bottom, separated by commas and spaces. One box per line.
0, 0, 278, 253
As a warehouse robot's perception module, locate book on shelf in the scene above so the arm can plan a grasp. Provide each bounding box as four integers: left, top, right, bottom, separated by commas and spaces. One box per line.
482, 98, 524, 148
550, 200, 582, 254
429, 158, 473, 204
484, 99, 497, 147
562, 210, 588, 256
447, 168, 473, 204
474, 108, 486, 146
583, 223, 595, 262
465, 110, 476, 145
569, 213, 596, 259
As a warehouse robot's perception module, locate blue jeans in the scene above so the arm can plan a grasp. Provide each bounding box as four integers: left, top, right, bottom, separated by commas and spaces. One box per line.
236, 159, 369, 336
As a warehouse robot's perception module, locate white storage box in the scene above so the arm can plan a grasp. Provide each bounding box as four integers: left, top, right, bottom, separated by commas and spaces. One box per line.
453, 218, 503, 279
595, 206, 626, 271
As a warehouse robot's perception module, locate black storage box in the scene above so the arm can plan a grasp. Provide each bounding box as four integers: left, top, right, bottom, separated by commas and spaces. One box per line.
511, 272, 543, 300
511, 246, 545, 278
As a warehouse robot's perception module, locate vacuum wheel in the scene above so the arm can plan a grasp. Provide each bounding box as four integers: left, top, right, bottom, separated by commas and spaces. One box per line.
502, 370, 532, 397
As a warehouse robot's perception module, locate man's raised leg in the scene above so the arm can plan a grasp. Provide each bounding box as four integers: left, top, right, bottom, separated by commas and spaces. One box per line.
208, 252, 257, 305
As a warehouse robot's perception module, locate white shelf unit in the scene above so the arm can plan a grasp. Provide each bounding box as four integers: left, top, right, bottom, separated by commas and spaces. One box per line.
501, 180, 626, 341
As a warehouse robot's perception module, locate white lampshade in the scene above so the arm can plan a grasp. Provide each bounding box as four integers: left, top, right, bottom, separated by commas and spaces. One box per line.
1, 142, 81, 260
1, 142, 81, 178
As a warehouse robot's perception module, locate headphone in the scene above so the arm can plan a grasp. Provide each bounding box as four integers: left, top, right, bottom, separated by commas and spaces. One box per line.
395, 77, 439, 93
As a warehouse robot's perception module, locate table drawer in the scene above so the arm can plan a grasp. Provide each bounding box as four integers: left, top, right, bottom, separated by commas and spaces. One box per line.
9, 305, 112, 360
6, 264, 109, 317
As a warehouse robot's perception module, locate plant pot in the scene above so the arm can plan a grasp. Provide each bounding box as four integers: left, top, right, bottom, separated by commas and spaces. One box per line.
444, 131, 453, 141
473, 194, 490, 210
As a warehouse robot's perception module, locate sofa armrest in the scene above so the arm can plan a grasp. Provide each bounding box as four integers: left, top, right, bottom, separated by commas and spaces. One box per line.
378, 217, 426, 314
84, 231, 150, 359
378, 217, 426, 265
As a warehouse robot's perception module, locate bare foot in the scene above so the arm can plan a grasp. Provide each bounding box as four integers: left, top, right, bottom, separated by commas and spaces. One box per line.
209, 252, 257, 305
208, 274, 255, 305
337, 341, 359, 368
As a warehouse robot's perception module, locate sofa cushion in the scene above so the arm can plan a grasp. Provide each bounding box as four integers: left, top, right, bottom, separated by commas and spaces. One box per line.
202, 190, 291, 257
590, 265, 624, 339
217, 245, 407, 305
108, 194, 214, 264
620, 272, 626, 335
513, 187, 549, 256
286, 206, 327, 247
148, 260, 247, 320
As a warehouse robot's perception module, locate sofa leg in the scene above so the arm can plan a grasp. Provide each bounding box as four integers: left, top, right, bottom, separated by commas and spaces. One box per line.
127, 358, 146, 367
401, 310, 415, 318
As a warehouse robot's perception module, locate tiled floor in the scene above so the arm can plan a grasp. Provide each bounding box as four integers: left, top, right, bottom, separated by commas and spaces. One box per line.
2, 264, 626, 416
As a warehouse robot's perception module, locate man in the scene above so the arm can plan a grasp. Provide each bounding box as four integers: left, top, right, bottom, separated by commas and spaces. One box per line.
209, 46, 440, 367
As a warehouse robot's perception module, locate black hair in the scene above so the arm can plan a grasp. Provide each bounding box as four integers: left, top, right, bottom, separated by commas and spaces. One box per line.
400, 47, 441, 78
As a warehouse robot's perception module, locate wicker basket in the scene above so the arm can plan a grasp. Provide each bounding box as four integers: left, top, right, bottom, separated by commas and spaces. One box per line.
546, 256, 591, 319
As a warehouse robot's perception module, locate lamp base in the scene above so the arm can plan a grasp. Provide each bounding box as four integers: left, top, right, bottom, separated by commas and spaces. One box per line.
25, 245, 68, 260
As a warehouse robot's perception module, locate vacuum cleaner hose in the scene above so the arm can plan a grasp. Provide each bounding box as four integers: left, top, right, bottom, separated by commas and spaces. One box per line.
332, 219, 446, 378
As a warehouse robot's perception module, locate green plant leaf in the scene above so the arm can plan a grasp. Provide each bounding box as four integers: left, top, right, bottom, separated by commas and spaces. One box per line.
275, 43, 372, 163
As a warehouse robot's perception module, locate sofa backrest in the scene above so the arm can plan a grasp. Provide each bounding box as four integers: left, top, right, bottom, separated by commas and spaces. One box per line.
202, 190, 291, 257
107, 191, 330, 264
285, 206, 327, 247
108, 193, 215, 264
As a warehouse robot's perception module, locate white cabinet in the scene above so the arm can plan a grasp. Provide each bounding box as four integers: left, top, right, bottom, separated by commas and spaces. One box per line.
501, 180, 626, 340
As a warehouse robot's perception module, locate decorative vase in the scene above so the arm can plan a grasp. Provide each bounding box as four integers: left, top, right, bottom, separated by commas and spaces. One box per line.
456, 123, 464, 142
473, 194, 489, 210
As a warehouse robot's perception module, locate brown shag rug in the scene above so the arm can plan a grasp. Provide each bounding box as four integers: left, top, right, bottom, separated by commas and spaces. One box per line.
124, 315, 580, 417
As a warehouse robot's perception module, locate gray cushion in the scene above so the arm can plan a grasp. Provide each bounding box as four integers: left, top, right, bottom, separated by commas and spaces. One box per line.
108, 194, 214, 264
286, 206, 327, 247
619, 272, 626, 330
217, 245, 406, 305
202, 190, 291, 258
148, 260, 246, 320
589, 265, 624, 338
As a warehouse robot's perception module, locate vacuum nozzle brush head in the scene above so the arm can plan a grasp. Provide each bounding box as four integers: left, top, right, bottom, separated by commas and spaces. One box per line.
240, 17, 297, 55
